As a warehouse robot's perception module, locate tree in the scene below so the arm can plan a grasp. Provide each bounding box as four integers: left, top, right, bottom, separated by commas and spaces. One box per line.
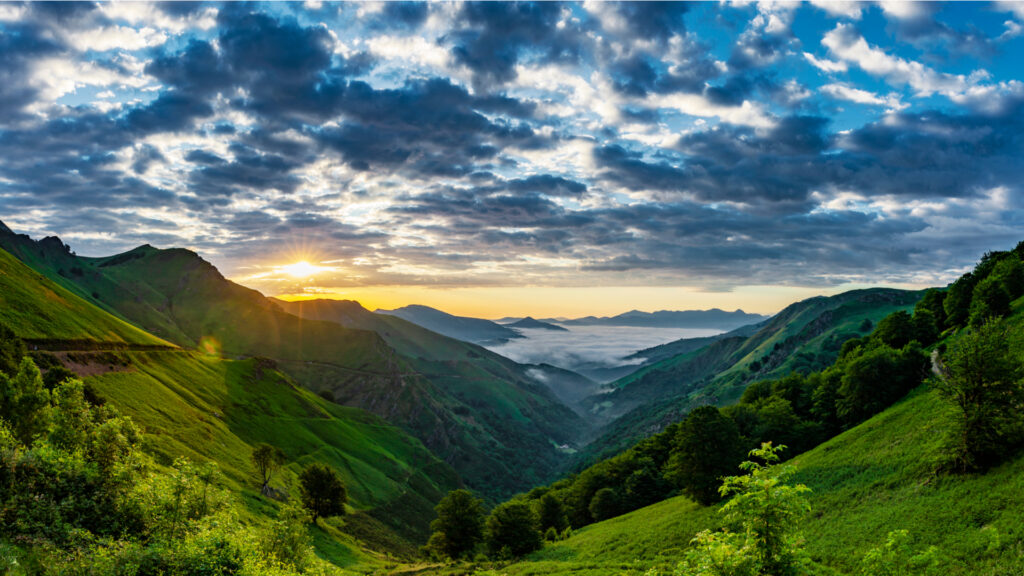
298, 463, 347, 522
251, 442, 286, 495
537, 492, 568, 533
968, 276, 1011, 326
992, 256, 1024, 300
943, 273, 977, 329
485, 500, 542, 558
588, 487, 621, 522
0, 323, 26, 377
911, 309, 939, 346
933, 320, 1024, 471
681, 443, 811, 576
873, 311, 915, 349
836, 344, 927, 425
428, 489, 485, 560
664, 406, 746, 505
0, 357, 51, 445
914, 289, 947, 334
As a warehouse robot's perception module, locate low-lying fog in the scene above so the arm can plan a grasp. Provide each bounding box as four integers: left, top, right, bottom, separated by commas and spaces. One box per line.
484, 325, 723, 383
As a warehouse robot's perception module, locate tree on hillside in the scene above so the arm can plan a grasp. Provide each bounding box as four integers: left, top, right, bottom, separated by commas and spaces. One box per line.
681, 443, 812, 576
427, 489, 485, 560
664, 406, 746, 506
969, 276, 1012, 327
992, 257, 1024, 301
252, 442, 286, 495
944, 273, 977, 329
588, 487, 621, 522
0, 323, 25, 377
298, 463, 347, 522
837, 344, 927, 425
485, 499, 542, 559
0, 357, 51, 445
914, 289, 947, 333
934, 319, 1024, 471
537, 492, 568, 534
873, 311, 915, 349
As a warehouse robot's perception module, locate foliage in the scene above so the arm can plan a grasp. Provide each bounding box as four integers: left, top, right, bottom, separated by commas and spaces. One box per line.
664, 406, 745, 505
299, 463, 348, 522
537, 493, 569, 534
969, 276, 1012, 327
485, 500, 542, 558
836, 343, 928, 426
588, 487, 622, 522
859, 530, 941, 576
716, 443, 811, 576
427, 489, 485, 560
933, 319, 1024, 471
873, 311, 916, 349
0, 323, 26, 377
0, 357, 50, 445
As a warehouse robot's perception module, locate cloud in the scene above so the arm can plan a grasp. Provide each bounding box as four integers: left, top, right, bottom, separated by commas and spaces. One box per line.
820, 82, 907, 111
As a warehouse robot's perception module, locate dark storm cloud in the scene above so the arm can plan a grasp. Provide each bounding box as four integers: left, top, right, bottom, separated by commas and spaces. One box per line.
452, 1, 588, 90
312, 77, 543, 175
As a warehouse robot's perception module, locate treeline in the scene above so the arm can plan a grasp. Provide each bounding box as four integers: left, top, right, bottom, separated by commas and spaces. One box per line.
0, 325, 347, 575
421, 242, 1024, 562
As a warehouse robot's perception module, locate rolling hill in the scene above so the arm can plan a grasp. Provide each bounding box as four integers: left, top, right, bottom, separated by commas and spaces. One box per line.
0, 243, 459, 565
0, 224, 587, 500
376, 304, 524, 345
576, 288, 923, 465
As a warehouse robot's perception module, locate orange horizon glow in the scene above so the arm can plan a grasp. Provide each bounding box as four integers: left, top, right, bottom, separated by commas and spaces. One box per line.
263, 282, 934, 320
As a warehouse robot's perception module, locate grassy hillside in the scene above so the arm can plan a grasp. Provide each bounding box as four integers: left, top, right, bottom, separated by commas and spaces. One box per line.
0, 247, 168, 346
83, 350, 459, 558
0, 228, 587, 501
490, 385, 1023, 576
577, 288, 922, 465
0, 245, 461, 567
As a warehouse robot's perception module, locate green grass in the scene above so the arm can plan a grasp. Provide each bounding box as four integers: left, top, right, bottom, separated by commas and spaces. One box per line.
2, 233, 588, 502
486, 385, 1024, 576
0, 248, 168, 345
85, 350, 459, 552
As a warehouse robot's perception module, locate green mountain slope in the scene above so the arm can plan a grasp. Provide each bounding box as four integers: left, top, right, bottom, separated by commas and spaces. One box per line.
577, 288, 922, 465
0, 245, 459, 564
0, 247, 169, 346
0, 226, 586, 500
497, 385, 1024, 575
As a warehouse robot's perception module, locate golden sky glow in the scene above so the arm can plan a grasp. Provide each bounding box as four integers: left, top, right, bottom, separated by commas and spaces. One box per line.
267, 282, 930, 319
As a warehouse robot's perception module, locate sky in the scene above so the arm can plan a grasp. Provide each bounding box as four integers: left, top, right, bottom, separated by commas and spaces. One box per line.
1, 1, 1023, 318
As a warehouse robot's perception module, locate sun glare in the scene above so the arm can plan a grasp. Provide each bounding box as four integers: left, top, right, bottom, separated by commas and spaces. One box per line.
279, 261, 325, 278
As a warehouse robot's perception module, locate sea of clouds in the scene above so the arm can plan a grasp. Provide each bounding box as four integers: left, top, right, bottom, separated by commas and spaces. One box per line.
484, 325, 722, 375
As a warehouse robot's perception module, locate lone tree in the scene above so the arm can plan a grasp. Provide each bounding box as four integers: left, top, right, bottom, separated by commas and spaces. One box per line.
485, 500, 542, 559
298, 463, 347, 522
251, 443, 286, 495
934, 319, 1024, 471
427, 489, 485, 560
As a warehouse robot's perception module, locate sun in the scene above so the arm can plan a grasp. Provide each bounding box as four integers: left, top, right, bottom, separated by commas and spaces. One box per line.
279, 261, 325, 278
